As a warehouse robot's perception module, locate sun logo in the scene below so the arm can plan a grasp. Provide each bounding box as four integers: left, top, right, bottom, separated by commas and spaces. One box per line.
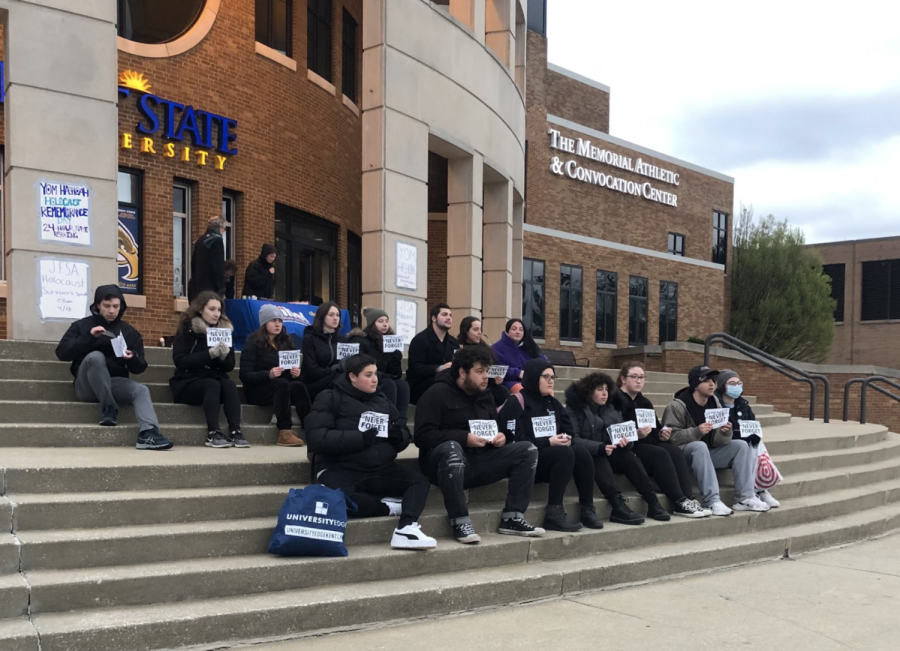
119, 70, 151, 93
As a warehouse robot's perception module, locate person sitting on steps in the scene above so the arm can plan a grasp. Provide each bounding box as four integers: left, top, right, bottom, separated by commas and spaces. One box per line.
347, 307, 410, 416
239, 304, 310, 447
491, 318, 547, 394
458, 316, 510, 408
406, 303, 458, 405
56, 284, 173, 451
305, 354, 436, 550
170, 291, 247, 449
300, 302, 347, 403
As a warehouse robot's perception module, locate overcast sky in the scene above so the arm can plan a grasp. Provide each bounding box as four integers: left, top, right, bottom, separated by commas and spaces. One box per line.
546, 1, 900, 244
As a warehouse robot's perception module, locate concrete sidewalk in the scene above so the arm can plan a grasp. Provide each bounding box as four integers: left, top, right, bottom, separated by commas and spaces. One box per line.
234, 531, 900, 651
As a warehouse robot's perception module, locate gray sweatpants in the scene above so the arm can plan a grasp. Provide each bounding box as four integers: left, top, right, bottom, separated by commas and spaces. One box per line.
682, 439, 754, 506
75, 351, 160, 432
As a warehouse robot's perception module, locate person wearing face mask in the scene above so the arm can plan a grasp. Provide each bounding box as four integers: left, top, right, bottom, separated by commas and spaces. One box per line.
170, 291, 246, 449
306, 354, 436, 550
458, 316, 510, 408
301, 302, 347, 402
497, 359, 603, 531
347, 307, 409, 416
491, 318, 547, 393
715, 370, 781, 508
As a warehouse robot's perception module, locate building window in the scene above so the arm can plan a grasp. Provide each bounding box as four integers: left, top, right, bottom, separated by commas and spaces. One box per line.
713, 211, 728, 267
822, 263, 846, 322
341, 9, 358, 101
522, 258, 545, 339
628, 275, 648, 346
221, 192, 237, 262
117, 0, 206, 44
173, 184, 191, 298
560, 264, 583, 341
274, 204, 337, 304
659, 280, 678, 343
667, 232, 685, 257
118, 169, 142, 295
255, 0, 292, 56
861, 259, 900, 322
347, 232, 362, 328
595, 270, 617, 345
307, 0, 333, 81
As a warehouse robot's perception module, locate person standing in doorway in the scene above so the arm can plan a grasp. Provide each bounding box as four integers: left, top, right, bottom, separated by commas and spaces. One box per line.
242, 244, 277, 299
406, 303, 458, 405
188, 216, 227, 301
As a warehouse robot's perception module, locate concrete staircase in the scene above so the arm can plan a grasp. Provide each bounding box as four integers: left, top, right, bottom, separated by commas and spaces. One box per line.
1, 342, 898, 651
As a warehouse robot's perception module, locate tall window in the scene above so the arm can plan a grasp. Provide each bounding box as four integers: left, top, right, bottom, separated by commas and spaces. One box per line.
659, 281, 678, 343
221, 192, 237, 261
560, 264, 583, 341
347, 232, 362, 328
861, 259, 900, 321
522, 258, 545, 339
118, 169, 142, 294
255, 0, 292, 56
118, 0, 205, 44
173, 184, 191, 298
713, 211, 728, 267
595, 270, 617, 344
274, 204, 337, 303
667, 232, 685, 257
822, 263, 846, 322
628, 275, 648, 345
307, 0, 333, 81
341, 9, 358, 101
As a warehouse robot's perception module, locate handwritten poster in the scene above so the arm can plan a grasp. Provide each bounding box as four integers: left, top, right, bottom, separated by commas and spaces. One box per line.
395, 298, 418, 345
38, 181, 91, 246
396, 242, 417, 290
278, 350, 302, 370
38, 259, 90, 321
206, 328, 233, 347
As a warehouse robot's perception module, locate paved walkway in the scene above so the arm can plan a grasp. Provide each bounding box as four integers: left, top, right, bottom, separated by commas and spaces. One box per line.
234, 531, 900, 651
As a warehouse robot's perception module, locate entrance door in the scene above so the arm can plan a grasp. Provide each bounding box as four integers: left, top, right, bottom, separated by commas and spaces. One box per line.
274, 204, 337, 305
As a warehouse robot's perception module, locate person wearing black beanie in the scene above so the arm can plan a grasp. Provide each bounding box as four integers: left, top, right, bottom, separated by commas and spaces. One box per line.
241, 243, 277, 299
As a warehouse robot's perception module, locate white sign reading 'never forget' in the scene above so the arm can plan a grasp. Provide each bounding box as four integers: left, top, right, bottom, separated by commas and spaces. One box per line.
608, 421, 638, 446
337, 343, 360, 360
469, 419, 498, 442
487, 365, 509, 379
382, 336, 405, 354
206, 328, 232, 348
738, 420, 763, 439
358, 411, 389, 438
634, 408, 656, 429
531, 415, 556, 438
704, 408, 731, 429
278, 350, 302, 369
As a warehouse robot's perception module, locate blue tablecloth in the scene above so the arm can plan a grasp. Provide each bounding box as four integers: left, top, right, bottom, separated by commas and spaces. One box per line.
225, 300, 351, 350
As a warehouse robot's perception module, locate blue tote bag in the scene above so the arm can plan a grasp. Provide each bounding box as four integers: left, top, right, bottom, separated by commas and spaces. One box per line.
268, 485, 357, 557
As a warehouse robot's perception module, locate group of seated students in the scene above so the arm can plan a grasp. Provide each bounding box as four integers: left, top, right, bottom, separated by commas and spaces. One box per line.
56, 288, 780, 552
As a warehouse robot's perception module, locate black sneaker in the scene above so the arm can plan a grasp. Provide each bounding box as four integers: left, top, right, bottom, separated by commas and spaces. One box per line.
644, 493, 671, 522
205, 431, 230, 448
99, 406, 118, 427
453, 521, 481, 544
498, 515, 545, 537
609, 494, 645, 525
673, 497, 709, 519
136, 429, 174, 451
230, 430, 250, 448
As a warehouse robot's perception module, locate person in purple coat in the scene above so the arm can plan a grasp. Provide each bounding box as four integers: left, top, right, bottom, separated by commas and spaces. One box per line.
491, 318, 547, 393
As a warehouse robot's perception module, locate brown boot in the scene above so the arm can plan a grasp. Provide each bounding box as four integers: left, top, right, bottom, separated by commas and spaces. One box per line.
277, 429, 305, 447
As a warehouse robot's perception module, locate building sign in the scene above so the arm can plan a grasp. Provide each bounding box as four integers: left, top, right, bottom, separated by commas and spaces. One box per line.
547, 128, 679, 208
117, 207, 140, 294
118, 71, 237, 171
38, 180, 92, 246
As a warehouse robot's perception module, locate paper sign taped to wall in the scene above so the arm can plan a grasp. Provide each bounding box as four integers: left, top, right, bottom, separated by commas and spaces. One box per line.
278, 350, 302, 370
634, 409, 657, 429
358, 411, 389, 438
705, 408, 731, 429
469, 419, 498, 441
487, 365, 509, 379
608, 421, 638, 445
206, 328, 233, 348
38, 259, 90, 321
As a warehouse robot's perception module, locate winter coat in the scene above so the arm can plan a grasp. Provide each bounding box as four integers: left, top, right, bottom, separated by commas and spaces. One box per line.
305, 375, 410, 474
661, 387, 731, 449
715, 391, 758, 441
300, 328, 346, 399
564, 384, 627, 456
188, 231, 226, 301
406, 327, 458, 404
347, 328, 403, 380
612, 390, 662, 445
413, 372, 500, 461
169, 316, 236, 398
491, 331, 548, 388
241, 245, 276, 299
55, 285, 148, 379
498, 390, 571, 451
239, 335, 303, 403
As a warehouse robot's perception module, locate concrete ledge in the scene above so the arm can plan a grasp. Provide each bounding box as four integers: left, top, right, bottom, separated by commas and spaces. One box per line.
0, 281, 6, 299
559, 341, 582, 347
123, 294, 146, 309
342, 94, 360, 116
612, 345, 663, 357
174, 298, 189, 312
255, 42, 297, 71
595, 342, 617, 349
307, 69, 336, 95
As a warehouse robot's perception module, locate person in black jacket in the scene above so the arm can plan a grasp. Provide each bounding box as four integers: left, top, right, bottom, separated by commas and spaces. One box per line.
241, 243, 277, 299
414, 346, 543, 544
497, 359, 603, 531
300, 301, 347, 401
55, 285, 173, 451
170, 291, 246, 448
187, 216, 227, 301
406, 303, 458, 405
613, 362, 710, 518
239, 304, 310, 448
306, 354, 436, 550
458, 316, 510, 408
347, 307, 409, 416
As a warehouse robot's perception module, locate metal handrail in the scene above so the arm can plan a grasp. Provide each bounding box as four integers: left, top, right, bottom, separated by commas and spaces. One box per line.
842, 376, 900, 424
703, 333, 831, 423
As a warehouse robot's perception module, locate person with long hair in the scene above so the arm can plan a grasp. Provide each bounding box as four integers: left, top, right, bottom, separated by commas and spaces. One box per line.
300, 301, 347, 401
170, 291, 246, 448
457, 316, 510, 407
239, 304, 310, 447
613, 362, 710, 518
491, 318, 546, 393
347, 307, 410, 416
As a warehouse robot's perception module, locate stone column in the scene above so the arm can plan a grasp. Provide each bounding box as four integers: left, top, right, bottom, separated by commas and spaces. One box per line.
3, 0, 119, 341
511, 198, 524, 317
485, 0, 513, 68
450, 0, 486, 43
446, 154, 483, 322
482, 179, 514, 342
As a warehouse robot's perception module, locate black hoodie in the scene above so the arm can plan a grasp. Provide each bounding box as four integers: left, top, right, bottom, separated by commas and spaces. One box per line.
497, 359, 571, 450
241, 244, 277, 299
564, 383, 626, 456
55, 285, 148, 379
188, 229, 226, 300
612, 390, 662, 445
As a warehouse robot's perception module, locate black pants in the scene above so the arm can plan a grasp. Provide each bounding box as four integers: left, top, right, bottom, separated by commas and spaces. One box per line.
175, 377, 241, 432
487, 382, 511, 409
380, 377, 410, 418
245, 378, 311, 430
607, 447, 656, 496
421, 440, 537, 525
633, 441, 693, 503
533, 445, 595, 506
318, 463, 431, 528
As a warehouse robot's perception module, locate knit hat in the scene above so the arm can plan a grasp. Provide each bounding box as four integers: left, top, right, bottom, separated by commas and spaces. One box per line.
363, 307, 389, 328
258, 304, 282, 328
688, 365, 719, 391
716, 369, 739, 392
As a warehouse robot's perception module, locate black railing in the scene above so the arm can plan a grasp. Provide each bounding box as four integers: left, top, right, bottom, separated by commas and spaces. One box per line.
703, 333, 831, 423
842, 376, 900, 425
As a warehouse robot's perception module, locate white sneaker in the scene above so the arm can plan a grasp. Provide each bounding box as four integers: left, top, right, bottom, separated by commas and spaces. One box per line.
381, 497, 403, 517
691, 499, 713, 517
709, 501, 734, 517
733, 496, 770, 512
757, 490, 780, 508
391, 523, 437, 550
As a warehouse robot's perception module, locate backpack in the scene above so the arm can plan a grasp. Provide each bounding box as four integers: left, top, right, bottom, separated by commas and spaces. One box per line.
268, 485, 357, 557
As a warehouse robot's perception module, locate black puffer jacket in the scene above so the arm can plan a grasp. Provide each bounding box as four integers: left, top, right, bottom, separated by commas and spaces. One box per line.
239, 335, 303, 402
55, 285, 149, 379
497, 359, 570, 450
564, 384, 626, 456
406, 327, 458, 404
612, 390, 662, 445
241, 244, 276, 299
347, 328, 403, 380
305, 375, 410, 473
169, 316, 235, 397
300, 328, 347, 399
